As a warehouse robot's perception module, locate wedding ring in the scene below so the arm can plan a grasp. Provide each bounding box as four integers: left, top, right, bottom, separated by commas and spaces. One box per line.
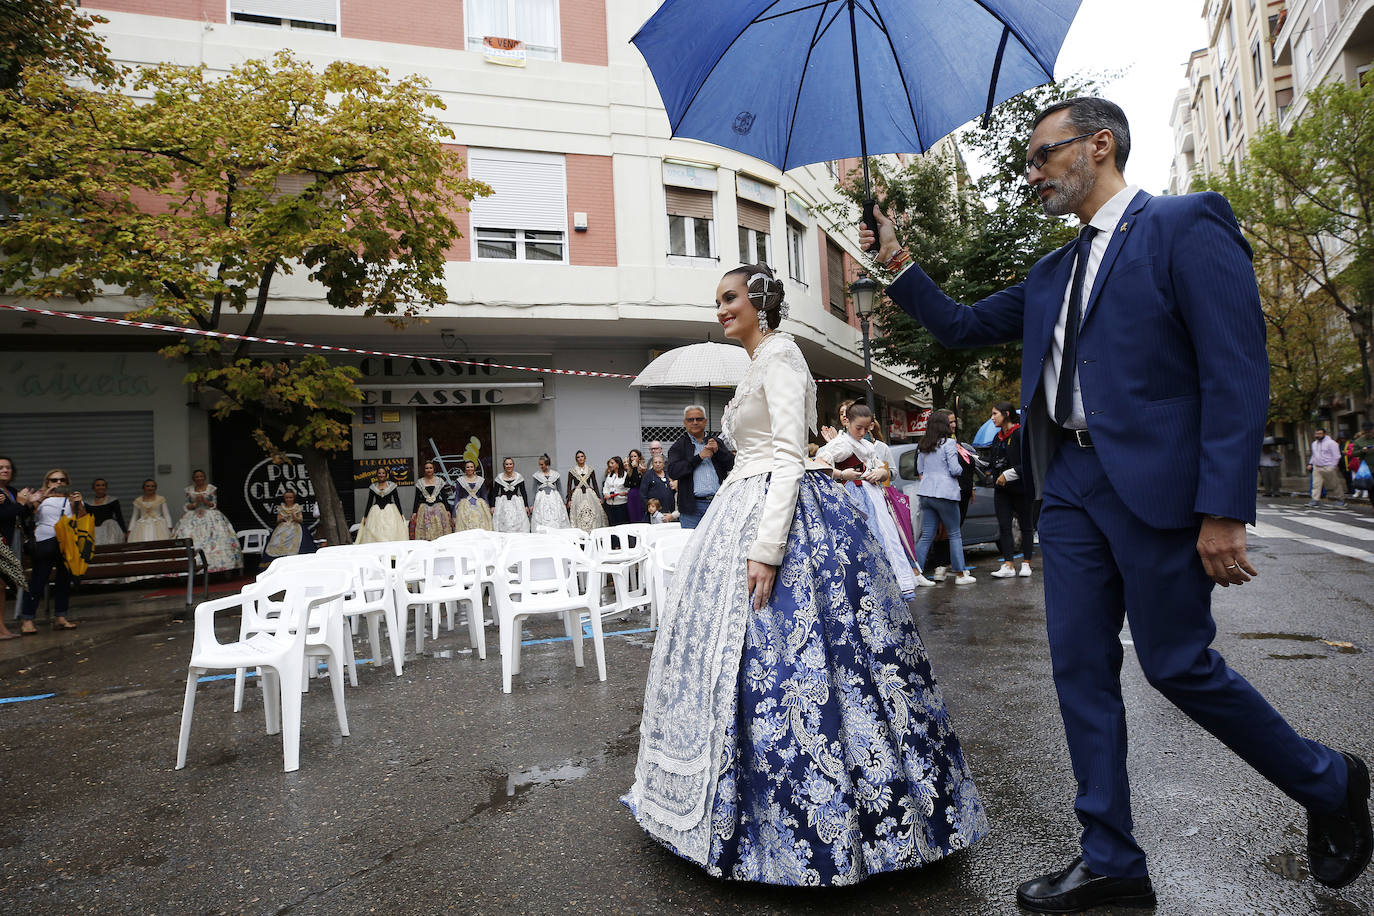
1224, 564, 1239, 569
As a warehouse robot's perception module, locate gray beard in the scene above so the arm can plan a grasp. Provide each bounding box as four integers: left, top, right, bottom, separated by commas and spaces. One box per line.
1039, 151, 1096, 217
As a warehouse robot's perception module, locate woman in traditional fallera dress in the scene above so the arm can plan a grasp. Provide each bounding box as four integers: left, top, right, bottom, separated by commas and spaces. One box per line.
411, 461, 454, 541
624, 263, 987, 886
530, 454, 569, 530
451, 460, 494, 532
172, 470, 242, 572
87, 478, 127, 546
128, 479, 173, 542
354, 466, 409, 544
816, 404, 920, 598
265, 490, 316, 558
491, 458, 531, 533
566, 451, 606, 532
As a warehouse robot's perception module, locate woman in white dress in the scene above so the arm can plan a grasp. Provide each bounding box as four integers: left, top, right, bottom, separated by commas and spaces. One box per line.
624, 263, 986, 886
411, 461, 454, 540
354, 466, 409, 543
128, 478, 173, 542
451, 460, 493, 532
530, 454, 569, 530
815, 404, 920, 598
566, 451, 606, 532
87, 477, 127, 546
491, 457, 531, 533
172, 470, 243, 573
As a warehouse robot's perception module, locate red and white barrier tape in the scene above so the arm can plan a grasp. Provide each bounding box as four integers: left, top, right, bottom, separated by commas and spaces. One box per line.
0, 301, 873, 385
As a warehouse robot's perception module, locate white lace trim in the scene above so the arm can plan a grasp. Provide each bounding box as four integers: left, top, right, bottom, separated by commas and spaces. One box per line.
720, 333, 817, 451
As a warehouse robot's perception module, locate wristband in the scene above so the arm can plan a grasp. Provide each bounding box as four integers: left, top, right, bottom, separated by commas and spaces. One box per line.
884, 248, 911, 273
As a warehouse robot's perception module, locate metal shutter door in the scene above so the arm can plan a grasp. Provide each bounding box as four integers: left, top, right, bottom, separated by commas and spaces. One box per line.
664, 187, 713, 220
638, 388, 726, 446
0, 411, 156, 507
468, 150, 567, 232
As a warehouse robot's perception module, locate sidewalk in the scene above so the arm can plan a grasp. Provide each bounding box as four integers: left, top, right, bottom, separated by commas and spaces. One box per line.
1, 572, 254, 678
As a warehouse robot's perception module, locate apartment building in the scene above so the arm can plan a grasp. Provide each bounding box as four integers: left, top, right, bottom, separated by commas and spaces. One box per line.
0, 0, 929, 529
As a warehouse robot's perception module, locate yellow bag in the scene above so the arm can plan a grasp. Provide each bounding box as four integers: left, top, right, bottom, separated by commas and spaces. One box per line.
54, 505, 96, 577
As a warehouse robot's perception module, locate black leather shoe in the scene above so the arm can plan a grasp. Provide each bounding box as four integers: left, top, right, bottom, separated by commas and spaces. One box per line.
1308, 751, 1372, 888
1016, 856, 1156, 913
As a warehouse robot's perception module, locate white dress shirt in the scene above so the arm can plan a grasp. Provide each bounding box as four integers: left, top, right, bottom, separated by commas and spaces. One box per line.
1041, 184, 1139, 429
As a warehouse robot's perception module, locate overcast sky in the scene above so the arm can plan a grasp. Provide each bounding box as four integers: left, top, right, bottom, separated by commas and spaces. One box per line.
1051, 0, 1210, 193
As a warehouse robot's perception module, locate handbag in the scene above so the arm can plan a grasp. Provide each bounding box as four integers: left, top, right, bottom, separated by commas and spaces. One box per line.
54, 500, 96, 578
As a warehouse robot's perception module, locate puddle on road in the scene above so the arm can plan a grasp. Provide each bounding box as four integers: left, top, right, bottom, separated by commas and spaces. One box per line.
1263, 852, 1308, 881
504, 762, 590, 797
1268, 653, 1327, 660
1237, 633, 1363, 656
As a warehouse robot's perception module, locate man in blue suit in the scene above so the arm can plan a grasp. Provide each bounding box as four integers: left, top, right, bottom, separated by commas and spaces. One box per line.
863, 97, 1369, 912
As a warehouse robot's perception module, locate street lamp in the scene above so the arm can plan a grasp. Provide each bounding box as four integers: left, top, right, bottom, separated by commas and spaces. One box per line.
851, 276, 878, 415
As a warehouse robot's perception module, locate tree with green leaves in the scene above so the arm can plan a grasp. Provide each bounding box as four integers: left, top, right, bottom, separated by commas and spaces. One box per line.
0, 0, 117, 91
0, 51, 489, 545
1197, 77, 1374, 417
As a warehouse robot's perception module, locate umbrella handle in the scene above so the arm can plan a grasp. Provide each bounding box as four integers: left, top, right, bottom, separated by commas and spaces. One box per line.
861, 198, 880, 254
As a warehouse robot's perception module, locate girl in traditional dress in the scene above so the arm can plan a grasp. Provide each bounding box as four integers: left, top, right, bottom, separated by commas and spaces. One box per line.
868, 421, 918, 559
87, 478, 127, 546
491, 457, 531, 533
128, 478, 173, 542
624, 448, 647, 522
451, 460, 493, 532
355, 466, 409, 543
624, 263, 987, 886
172, 470, 243, 572
265, 490, 316, 558
602, 456, 630, 526
566, 451, 606, 532
530, 454, 569, 530
816, 404, 920, 597
410, 461, 454, 540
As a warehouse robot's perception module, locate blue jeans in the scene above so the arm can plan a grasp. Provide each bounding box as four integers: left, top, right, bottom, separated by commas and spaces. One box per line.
678, 495, 713, 530
914, 496, 965, 573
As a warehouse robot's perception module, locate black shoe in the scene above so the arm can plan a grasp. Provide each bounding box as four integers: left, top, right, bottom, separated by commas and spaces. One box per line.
1308, 751, 1372, 888
1016, 856, 1156, 913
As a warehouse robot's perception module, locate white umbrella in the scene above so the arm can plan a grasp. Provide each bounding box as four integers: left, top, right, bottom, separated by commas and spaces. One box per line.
630, 342, 750, 388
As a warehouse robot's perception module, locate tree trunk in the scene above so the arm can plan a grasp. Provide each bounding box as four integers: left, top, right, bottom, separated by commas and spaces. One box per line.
301, 445, 350, 547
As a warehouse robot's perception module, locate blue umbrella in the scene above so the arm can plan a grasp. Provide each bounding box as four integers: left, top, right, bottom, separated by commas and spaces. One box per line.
971, 417, 998, 448
633, 0, 1083, 216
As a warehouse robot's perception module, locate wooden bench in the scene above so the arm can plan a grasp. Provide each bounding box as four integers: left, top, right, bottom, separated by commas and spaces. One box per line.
19, 538, 209, 610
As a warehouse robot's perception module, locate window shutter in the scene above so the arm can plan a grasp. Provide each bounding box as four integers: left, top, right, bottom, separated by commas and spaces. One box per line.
736, 199, 771, 234
0, 411, 156, 509
638, 389, 725, 444
468, 150, 567, 232
827, 241, 845, 312
665, 187, 713, 220
230, 0, 338, 24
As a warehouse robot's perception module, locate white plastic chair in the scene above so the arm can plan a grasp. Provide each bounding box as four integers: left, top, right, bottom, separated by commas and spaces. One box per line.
396, 543, 485, 658
646, 530, 692, 630
492, 538, 602, 693
638, 522, 683, 547
237, 528, 270, 556
176, 571, 351, 773
588, 526, 652, 623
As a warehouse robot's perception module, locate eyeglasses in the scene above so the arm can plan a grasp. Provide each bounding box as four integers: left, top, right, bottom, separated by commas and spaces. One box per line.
1025, 132, 1097, 175
685, 417, 706, 422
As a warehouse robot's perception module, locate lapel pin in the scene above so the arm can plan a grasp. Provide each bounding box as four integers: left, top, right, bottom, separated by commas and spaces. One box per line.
1119, 222, 1129, 233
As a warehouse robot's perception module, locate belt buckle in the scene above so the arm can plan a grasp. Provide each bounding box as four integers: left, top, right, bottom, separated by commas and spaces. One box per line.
1073, 428, 1092, 448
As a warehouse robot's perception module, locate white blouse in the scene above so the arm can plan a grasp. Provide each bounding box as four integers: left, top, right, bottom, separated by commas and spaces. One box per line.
719, 333, 816, 566
602, 472, 628, 505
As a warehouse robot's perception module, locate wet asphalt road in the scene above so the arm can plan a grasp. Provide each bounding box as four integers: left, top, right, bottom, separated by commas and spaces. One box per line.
1, 505, 1371, 915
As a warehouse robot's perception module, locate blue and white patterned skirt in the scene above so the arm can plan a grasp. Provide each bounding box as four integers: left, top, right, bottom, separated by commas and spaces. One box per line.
624, 471, 988, 886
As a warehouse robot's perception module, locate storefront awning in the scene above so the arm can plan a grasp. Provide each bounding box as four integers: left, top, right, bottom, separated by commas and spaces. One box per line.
355, 380, 544, 407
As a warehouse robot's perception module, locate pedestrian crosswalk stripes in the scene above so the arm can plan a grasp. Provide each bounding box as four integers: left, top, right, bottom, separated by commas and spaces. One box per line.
1261, 510, 1374, 542
1251, 508, 1374, 565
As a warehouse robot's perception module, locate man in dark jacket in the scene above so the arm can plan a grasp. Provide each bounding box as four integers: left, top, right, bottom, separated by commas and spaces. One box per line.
667, 405, 734, 529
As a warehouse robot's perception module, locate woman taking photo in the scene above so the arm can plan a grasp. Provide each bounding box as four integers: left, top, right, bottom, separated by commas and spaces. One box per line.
19, 469, 86, 633
624, 263, 986, 885
988, 402, 1034, 579
602, 456, 629, 526
911, 410, 975, 587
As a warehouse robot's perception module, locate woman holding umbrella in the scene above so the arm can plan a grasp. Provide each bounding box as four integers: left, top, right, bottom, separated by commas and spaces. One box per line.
624, 263, 987, 886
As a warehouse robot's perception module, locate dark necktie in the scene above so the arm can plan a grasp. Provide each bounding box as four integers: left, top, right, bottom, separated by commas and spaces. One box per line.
1055, 225, 1099, 426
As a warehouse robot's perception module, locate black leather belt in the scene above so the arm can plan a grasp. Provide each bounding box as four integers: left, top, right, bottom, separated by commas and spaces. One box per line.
1059, 426, 1094, 448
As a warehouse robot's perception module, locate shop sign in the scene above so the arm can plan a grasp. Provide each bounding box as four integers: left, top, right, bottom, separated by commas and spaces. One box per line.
353, 456, 414, 486
358, 357, 501, 378
242, 453, 318, 531
356, 382, 543, 407
909, 408, 931, 435
483, 36, 527, 67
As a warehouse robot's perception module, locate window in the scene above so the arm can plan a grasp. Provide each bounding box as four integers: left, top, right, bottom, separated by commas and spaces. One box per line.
666, 187, 715, 259
468, 149, 568, 263
466, 0, 560, 60
1294, 30, 1312, 89
1218, 13, 1232, 70
1223, 105, 1232, 141
826, 239, 847, 320
1251, 40, 1263, 88
736, 199, 771, 265
786, 219, 806, 284
229, 0, 338, 31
